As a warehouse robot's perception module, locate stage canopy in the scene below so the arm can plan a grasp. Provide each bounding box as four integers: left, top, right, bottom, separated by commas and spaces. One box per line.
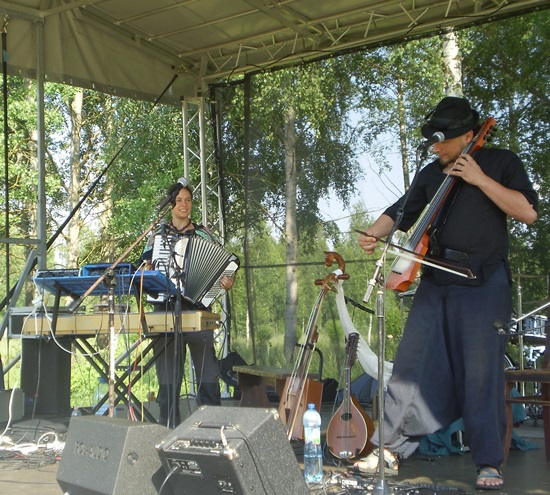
1, 0, 549, 105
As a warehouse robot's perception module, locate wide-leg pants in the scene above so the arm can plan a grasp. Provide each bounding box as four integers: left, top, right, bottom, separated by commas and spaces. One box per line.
374, 263, 510, 468
154, 330, 221, 406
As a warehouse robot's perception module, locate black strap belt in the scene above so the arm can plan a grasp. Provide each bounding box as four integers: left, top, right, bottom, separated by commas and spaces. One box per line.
429, 246, 468, 263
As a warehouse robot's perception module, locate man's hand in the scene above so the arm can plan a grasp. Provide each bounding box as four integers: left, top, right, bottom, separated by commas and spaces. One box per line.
358, 232, 379, 255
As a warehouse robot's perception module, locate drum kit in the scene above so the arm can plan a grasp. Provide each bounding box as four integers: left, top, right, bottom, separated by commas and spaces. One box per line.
518, 315, 547, 366
505, 274, 548, 390
511, 314, 547, 420
521, 314, 548, 346
508, 314, 547, 366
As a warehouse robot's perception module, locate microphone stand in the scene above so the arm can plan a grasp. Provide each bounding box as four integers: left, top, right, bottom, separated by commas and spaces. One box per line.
104, 269, 117, 418
166, 230, 185, 429
363, 146, 428, 495
494, 300, 550, 337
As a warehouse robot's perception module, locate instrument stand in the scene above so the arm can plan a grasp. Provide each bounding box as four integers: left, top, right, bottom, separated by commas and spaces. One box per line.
103, 269, 118, 418
163, 229, 196, 429
169, 279, 183, 429
364, 148, 428, 494
66, 206, 173, 420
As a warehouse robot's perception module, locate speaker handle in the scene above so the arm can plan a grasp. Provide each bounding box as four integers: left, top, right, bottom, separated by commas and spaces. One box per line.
196, 421, 236, 429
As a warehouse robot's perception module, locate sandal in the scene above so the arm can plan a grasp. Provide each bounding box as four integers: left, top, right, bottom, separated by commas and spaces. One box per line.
475, 466, 503, 491
352, 448, 399, 477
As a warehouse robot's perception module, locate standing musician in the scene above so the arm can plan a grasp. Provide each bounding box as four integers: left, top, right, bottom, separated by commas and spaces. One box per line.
140, 179, 236, 427
356, 97, 538, 490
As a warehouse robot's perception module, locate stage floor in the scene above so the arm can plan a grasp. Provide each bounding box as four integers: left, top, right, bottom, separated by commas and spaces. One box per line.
0, 400, 548, 495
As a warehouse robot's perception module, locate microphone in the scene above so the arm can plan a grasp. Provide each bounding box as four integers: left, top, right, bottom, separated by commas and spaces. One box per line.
157, 190, 177, 212
418, 131, 445, 151
156, 177, 189, 212
363, 258, 383, 304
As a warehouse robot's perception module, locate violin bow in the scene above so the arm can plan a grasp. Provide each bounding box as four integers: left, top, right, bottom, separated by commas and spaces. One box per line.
355, 229, 475, 280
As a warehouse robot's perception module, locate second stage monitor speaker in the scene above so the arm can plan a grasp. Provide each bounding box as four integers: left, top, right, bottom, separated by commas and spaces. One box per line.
157, 406, 310, 495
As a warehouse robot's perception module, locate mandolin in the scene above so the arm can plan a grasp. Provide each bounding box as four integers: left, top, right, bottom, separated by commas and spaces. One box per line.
386, 117, 497, 292
326, 332, 374, 460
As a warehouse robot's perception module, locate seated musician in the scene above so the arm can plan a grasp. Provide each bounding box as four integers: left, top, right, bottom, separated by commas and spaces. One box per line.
140, 178, 235, 427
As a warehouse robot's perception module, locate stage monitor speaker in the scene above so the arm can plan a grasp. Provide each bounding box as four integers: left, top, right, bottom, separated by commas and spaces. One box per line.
57, 416, 173, 495
21, 337, 72, 414
157, 406, 310, 495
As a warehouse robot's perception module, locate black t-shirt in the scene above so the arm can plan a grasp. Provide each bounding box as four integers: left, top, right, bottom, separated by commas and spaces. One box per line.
384, 147, 538, 285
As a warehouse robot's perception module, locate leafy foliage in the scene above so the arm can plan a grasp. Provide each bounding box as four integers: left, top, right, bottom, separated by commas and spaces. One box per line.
215, 60, 364, 250
460, 13, 550, 309
1, 11, 549, 403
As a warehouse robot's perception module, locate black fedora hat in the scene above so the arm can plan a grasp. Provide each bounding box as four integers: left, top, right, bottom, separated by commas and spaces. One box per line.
421, 97, 480, 140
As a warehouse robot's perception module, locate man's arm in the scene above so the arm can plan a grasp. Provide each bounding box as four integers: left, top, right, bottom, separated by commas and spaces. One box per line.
357, 214, 396, 255
451, 153, 537, 225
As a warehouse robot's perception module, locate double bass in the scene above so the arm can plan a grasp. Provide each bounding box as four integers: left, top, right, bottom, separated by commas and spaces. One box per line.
386, 117, 497, 292
278, 258, 349, 440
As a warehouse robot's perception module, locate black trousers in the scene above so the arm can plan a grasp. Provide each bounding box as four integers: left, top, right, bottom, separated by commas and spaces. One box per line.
374, 263, 510, 468
152, 302, 221, 426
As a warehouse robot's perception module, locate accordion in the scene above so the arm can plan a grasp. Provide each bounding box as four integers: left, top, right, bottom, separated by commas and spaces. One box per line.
151, 233, 239, 309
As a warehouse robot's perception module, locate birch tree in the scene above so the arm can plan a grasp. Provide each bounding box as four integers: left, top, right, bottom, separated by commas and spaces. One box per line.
217, 60, 363, 360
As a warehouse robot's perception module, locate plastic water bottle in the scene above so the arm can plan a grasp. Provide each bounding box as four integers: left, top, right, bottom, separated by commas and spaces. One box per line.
71, 406, 82, 417
303, 403, 323, 483
93, 376, 110, 416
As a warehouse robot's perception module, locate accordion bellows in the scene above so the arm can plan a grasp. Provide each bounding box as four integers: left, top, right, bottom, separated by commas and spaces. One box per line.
174, 236, 239, 308
152, 234, 239, 308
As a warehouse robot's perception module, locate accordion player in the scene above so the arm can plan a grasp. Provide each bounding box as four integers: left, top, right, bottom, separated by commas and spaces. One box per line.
148, 225, 240, 310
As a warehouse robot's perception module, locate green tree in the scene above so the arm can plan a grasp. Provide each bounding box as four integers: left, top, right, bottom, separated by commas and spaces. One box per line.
352, 38, 446, 190
460, 11, 550, 310
217, 60, 364, 361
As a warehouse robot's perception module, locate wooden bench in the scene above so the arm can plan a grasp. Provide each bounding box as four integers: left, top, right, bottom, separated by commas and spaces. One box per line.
233, 365, 324, 406
233, 365, 293, 408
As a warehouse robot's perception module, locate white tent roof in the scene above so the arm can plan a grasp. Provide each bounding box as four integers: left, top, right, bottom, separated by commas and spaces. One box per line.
1, 0, 548, 104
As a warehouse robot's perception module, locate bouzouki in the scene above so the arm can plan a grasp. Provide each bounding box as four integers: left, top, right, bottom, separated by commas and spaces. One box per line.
278, 269, 348, 440
327, 332, 374, 460
385, 117, 497, 292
